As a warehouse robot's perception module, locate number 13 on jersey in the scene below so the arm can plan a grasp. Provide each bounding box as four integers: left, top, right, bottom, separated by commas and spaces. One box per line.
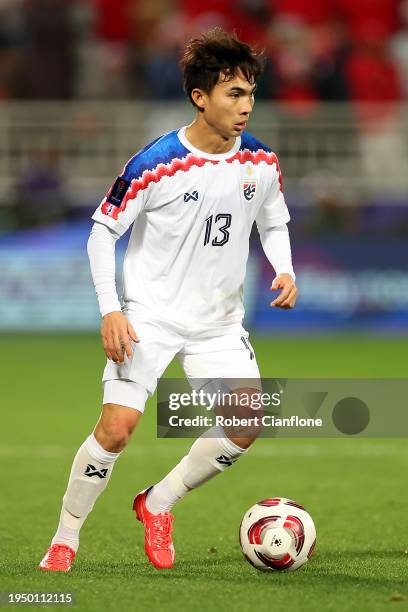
203, 214, 232, 247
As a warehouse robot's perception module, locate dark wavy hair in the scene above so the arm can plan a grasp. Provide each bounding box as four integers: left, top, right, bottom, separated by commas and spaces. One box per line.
181, 28, 264, 110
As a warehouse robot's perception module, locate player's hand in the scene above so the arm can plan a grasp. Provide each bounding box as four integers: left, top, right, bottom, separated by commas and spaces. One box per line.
270, 273, 298, 310
101, 311, 139, 364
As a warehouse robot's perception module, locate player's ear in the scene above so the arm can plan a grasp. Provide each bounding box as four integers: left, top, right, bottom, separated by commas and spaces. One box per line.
191, 88, 206, 111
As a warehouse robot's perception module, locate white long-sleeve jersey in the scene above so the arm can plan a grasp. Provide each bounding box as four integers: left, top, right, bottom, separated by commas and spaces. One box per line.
90, 126, 294, 328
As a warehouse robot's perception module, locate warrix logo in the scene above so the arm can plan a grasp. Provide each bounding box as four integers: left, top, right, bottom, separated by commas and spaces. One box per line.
184, 190, 199, 202
85, 464, 108, 478
216, 455, 235, 467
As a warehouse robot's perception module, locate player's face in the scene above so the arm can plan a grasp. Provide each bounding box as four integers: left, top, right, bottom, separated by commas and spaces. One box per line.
199, 70, 256, 139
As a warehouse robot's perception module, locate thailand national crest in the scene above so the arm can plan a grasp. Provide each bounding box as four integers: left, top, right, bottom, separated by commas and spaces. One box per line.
242, 179, 257, 202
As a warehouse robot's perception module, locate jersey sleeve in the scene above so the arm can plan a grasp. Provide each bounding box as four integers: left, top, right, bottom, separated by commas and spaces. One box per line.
256, 156, 290, 228
92, 159, 146, 236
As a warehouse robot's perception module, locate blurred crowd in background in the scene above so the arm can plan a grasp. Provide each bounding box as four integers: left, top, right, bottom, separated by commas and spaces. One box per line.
0, 0, 408, 104
1, 0, 408, 235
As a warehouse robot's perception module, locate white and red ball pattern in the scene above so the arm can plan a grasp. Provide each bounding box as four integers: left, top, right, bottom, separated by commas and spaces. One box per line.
239, 497, 316, 571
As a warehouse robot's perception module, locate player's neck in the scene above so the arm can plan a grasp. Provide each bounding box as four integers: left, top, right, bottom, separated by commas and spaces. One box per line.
185, 120, 236, 155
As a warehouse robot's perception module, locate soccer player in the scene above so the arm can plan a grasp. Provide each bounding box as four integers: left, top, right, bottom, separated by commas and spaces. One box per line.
38, 28, 297, 572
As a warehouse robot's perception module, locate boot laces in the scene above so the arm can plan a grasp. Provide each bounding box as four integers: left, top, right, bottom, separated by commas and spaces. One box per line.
48, 544, 74, 564
151, 514, 173, 549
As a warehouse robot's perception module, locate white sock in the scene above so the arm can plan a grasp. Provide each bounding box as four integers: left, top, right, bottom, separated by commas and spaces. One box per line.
51, 434, 121, 552
146, 426, 246, 514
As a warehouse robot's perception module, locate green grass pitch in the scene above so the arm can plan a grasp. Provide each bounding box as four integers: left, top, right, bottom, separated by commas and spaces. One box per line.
1, 334, 407, 611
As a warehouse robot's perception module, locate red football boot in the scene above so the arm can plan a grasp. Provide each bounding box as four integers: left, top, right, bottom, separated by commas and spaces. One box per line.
38, 543, 76, 572
133, 487, 175, 569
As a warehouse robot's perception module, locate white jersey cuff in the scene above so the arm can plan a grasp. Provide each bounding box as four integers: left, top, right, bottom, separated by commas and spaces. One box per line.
257, 223, 296, 282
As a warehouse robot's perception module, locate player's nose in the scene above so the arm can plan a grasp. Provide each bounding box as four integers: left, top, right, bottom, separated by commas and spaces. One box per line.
241, 101, 253, 115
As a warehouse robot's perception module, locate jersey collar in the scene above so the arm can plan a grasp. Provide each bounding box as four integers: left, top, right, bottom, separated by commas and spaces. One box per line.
177, 125, 241, 161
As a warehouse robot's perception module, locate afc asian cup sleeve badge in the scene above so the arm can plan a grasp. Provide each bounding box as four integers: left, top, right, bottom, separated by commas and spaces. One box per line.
102, 176, 131, 218
107, 177, 131, 207
242, 179, 257, 202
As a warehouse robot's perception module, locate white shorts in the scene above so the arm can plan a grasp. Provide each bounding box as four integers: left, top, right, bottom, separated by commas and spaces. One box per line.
102, 306, 260, 412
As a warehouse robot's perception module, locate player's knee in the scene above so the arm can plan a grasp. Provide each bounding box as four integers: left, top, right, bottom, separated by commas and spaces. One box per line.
216, 386, 264, 444
96, 403, 141, 451
228, 433, 258, 450
96, 424, 130, 452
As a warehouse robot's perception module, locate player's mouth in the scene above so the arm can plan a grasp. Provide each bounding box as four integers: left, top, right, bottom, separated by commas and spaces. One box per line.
234, 121, 247, 130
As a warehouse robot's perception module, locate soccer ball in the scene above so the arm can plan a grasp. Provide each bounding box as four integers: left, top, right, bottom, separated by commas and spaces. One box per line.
239, 497, 316, 571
